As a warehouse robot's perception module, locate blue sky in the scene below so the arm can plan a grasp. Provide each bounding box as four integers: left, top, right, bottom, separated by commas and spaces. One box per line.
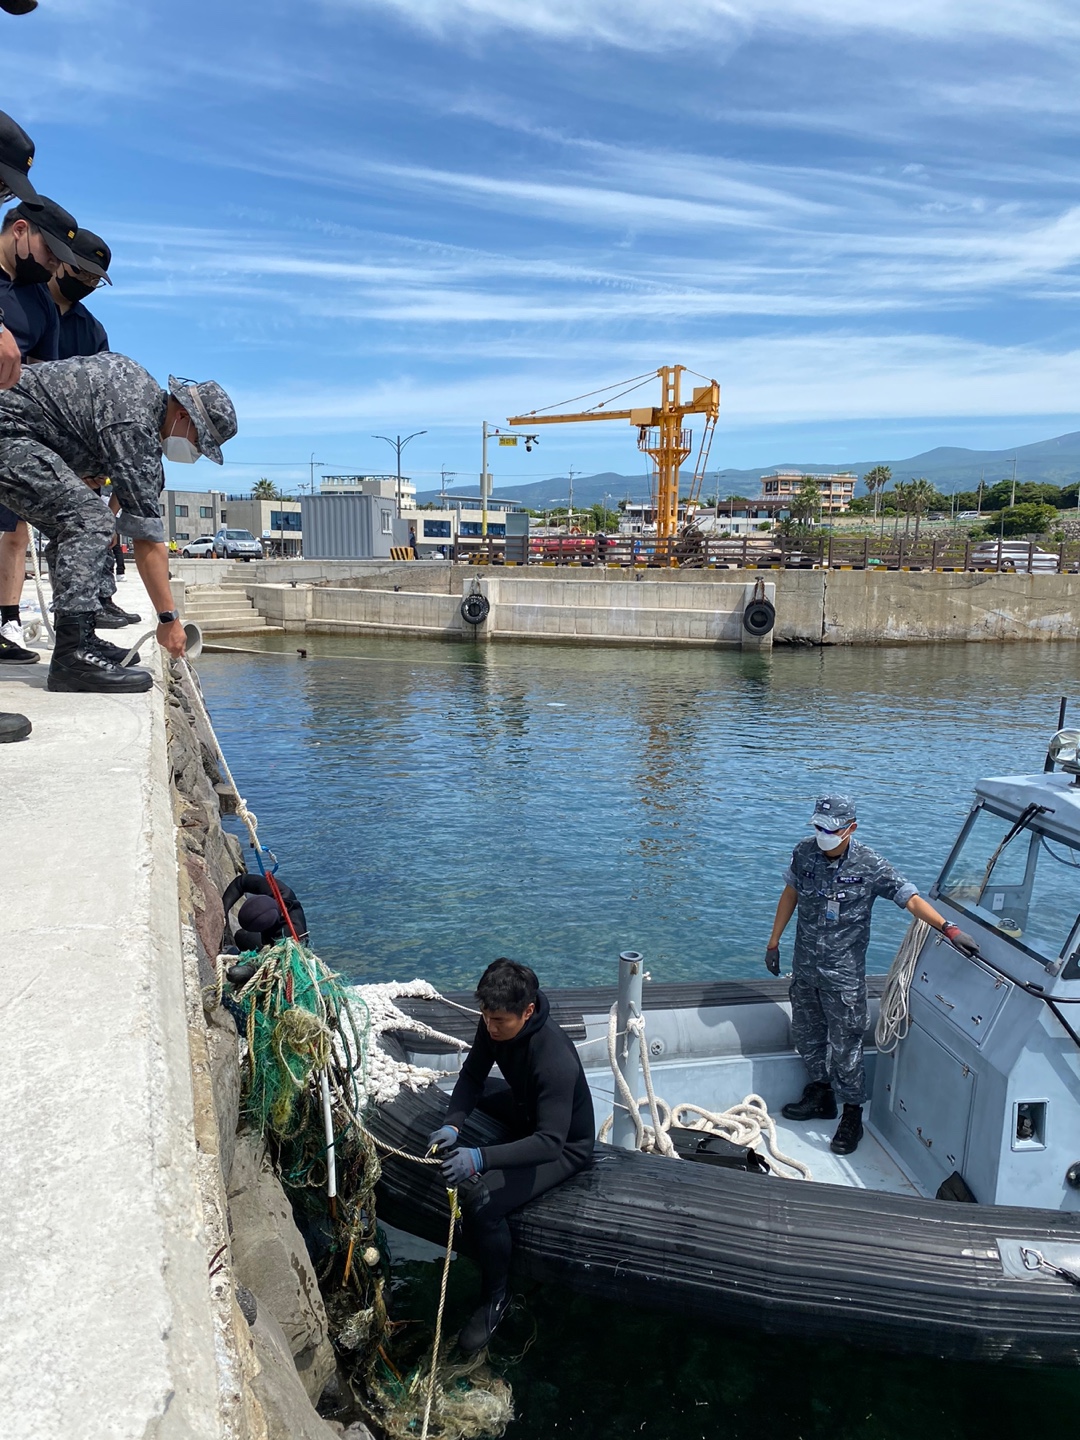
6, 0, 1080, 494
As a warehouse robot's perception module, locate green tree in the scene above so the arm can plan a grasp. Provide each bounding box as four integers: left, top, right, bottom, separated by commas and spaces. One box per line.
252, 477, 280, 500
863, 464, 891, 519
589, 502, 620, 533
990, 502, 1058, 538
790, 476, 821, 526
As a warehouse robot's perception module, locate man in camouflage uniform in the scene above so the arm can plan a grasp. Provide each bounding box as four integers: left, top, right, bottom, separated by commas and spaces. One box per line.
0, 352, 236, 692
766, 794, 978, 1155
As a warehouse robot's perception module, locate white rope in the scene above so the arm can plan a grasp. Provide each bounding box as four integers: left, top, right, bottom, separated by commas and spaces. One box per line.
178, 655, 262, 851
348, 979, 468, 1106
875, 919, 931, 1054
24, 526, 54, 645
598, 1002, 812, 1180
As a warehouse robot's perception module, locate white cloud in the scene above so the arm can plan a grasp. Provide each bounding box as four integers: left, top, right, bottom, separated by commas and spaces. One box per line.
341, 0, 1080, 50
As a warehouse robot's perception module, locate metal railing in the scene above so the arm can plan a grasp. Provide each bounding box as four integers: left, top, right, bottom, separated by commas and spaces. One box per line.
505, 534, 1080, 573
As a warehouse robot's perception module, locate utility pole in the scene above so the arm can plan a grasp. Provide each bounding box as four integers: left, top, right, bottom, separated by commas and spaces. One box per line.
309, 453, 324, 495
978, 470, 984, 517
440, 466, 456, 505
374, 430, 427, 517
1010, 456, 1018, 508
567, 466, 578, 530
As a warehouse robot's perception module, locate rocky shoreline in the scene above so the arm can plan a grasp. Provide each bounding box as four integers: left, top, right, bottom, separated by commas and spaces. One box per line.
167, 663, 372, 1440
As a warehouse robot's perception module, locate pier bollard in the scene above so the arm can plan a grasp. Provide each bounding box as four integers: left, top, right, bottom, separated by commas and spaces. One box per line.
612, 950, 645, 1150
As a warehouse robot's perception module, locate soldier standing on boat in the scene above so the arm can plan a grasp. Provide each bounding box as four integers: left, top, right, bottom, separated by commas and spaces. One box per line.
766, 794, 979, 1155
427, 959, 595, 1355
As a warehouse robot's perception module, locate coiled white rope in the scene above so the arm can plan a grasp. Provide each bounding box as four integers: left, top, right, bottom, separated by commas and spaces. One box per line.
875, 919, 930, 1054
598, 1003, 812, 1180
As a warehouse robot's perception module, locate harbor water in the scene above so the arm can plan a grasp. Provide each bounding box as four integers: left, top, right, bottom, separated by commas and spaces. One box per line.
198, 635, 1080, 1437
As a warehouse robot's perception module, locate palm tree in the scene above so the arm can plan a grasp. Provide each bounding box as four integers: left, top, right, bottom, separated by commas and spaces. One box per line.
864, 464, 891, 520
252, 477, 280, 500
908, 477, 935, 545
791, 476, 821, 527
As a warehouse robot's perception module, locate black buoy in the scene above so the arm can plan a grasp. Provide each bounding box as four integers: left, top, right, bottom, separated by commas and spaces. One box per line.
297, 648, 308, 659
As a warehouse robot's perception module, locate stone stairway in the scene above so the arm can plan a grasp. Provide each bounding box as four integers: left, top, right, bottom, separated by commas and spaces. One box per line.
182, 584, 282, 635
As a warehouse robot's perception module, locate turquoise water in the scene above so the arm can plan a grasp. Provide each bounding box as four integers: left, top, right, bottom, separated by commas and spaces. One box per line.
196, 635, 1080, 1436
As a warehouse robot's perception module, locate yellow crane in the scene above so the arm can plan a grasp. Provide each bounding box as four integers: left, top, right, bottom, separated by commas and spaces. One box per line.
507, 364, 720, 541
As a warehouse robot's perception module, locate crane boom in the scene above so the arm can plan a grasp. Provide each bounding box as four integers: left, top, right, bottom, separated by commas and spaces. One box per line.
507, 365, 719, 541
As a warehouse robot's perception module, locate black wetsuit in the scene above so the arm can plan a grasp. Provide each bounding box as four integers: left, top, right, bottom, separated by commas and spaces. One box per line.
220, 872, 308, 950
445, 991, 595, 1297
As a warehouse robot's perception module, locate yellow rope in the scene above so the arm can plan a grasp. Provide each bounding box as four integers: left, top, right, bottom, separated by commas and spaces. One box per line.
420, 1187, 460, 1440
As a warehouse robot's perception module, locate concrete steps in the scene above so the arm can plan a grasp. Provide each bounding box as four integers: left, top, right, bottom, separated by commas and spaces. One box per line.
183, 584, 282, 635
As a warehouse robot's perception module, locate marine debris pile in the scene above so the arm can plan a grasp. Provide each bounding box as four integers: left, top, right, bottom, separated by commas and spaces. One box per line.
209, 940, 514, 1439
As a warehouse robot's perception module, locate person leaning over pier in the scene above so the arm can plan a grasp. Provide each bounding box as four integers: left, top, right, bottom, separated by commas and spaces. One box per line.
0, 353, 237, 693
427, 959, 595, 1355
765, 794, 980, 1156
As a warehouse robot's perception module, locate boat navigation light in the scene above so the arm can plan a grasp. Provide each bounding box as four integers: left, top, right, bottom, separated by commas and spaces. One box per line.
1047, 729, 1080, 774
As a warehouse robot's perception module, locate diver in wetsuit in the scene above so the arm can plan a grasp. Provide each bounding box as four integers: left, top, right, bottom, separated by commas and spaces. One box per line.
426, 959, 595, 1355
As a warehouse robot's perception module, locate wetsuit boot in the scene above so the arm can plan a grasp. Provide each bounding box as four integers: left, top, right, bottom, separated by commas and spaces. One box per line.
782, 1080, 837, 1121
457, 1287, 509, 1356
47, 613, 153, 693
830, 1104, 864, 1155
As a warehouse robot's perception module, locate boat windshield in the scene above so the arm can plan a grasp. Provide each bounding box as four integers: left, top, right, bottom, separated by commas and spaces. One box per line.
937, 805, 1080, 965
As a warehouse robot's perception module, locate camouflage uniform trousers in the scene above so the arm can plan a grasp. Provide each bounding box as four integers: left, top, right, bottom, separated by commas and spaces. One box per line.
789, 964, 870, 1106
0, 439, 114, 615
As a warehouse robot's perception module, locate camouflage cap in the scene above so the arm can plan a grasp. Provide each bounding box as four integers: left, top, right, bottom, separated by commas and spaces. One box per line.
0, 109, 38, 204
809, 794, 857, 833
167, 375, 238, 465
0, 2, 40, 14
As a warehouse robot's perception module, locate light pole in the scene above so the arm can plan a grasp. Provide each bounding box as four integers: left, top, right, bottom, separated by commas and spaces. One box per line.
481, 422, 538, 540
309, 453, 324, 495
374, 430, 426, 517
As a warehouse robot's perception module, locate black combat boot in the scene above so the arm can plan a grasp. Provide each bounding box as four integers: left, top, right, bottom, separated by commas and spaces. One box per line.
0, 711, 31, 742
457, 1288, 509, 1356
94, 598, 142, 628
830, 1104, 864, 1155
782, 1080, 838, 1121
88, 633, 141, 666
47, 614, 153, 693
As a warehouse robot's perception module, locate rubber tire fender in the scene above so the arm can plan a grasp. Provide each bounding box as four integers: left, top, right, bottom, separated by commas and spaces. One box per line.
461, 592, 490, 625
742, 598, 776, 636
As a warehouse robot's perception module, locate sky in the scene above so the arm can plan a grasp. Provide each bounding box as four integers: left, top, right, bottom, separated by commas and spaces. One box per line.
6, 0, 1080, 494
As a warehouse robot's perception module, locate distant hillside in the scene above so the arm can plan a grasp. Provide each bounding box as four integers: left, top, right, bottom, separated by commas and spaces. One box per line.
414, 431, 1080, 508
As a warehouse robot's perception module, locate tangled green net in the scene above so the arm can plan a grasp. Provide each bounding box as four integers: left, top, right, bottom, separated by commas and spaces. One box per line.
220, 937, 513, 1439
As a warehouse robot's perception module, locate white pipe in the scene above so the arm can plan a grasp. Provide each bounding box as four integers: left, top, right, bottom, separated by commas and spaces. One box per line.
121, 620, 203, 667
320, 1070, 337, 1201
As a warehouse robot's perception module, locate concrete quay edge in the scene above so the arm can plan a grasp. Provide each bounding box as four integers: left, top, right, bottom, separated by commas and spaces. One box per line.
0, 578, 241, 1439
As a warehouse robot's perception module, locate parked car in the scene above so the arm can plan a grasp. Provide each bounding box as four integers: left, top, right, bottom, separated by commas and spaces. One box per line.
970, 540, 1059, 573
213, 528, 263, 560
181, 536, 217, 558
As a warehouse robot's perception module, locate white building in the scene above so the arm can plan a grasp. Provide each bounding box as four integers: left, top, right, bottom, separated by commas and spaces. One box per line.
320, 473, 416, 511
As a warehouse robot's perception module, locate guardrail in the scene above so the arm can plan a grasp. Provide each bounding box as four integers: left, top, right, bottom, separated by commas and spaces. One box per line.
499, 534, 1080, 573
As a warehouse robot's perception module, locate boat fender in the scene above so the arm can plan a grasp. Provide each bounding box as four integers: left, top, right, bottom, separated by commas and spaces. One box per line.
667, 1126, 770, 1174
461, 592, 490, 625
1066, 1161, 1080, 1189
742, 598, 776, 637
935, 1170, 978, 1203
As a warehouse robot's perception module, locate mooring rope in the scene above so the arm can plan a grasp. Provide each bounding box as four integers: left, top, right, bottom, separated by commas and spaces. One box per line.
875, 919, 931, 1054
599, 1003, 812, 1180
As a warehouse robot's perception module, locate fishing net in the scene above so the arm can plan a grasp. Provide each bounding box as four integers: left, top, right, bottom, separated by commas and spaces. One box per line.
215, 938, 514, 1439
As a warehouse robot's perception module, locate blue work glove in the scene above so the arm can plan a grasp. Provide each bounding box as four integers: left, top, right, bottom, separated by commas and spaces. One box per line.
765, 946, 781, 976
427, 1124, 459, 1154
441, 1146, 483, 1185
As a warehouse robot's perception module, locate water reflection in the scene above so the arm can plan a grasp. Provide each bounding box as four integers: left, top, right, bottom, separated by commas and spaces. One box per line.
197, 636, 1080, 989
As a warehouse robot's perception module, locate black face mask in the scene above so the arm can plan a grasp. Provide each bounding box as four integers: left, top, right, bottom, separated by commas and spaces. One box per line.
11, 235, 53, 287
57, 272, 96, 303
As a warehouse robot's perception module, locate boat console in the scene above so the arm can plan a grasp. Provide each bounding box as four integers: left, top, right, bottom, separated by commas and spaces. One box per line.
870, 733, 1080, 1210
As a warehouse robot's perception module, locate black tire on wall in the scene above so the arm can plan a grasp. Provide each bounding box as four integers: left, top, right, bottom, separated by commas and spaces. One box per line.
461, 592, 491, 625
742, 598, 776, 636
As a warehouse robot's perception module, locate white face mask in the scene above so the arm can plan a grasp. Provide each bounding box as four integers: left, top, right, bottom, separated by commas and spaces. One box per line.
163, 434, 200, 464
815, 826, 849, 852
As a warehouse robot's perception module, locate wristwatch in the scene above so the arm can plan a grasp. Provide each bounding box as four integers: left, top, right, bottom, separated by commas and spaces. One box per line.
157, 608, 180, 624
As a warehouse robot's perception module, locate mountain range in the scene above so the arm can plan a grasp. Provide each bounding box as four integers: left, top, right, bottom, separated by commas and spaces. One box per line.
414, 431, 1080, 509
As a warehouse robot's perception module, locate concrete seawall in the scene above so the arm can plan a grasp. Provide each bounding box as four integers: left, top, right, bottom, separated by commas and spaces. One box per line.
191, 564, 1080, 647
1, 576, 353, 1439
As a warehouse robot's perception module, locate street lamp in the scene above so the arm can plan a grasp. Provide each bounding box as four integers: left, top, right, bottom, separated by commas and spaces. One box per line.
373, 430, 427, 517
480, 422, 538, 539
